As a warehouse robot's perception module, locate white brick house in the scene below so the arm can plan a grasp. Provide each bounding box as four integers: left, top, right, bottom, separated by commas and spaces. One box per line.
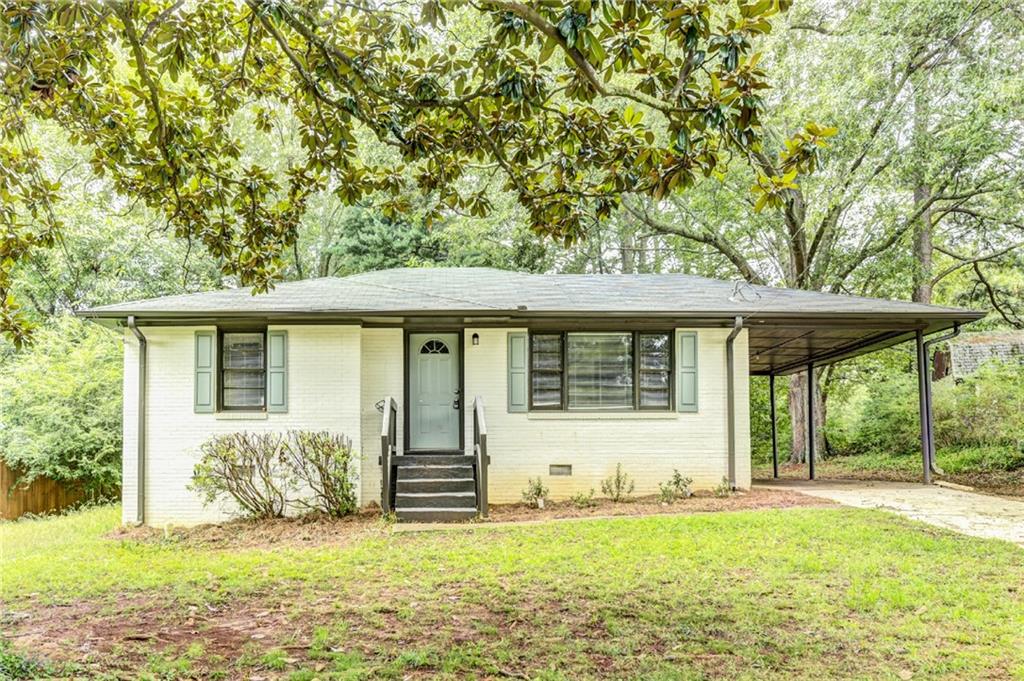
79, 268, 981, 525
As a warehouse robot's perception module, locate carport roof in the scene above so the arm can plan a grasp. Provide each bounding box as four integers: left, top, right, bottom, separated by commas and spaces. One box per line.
78, 267, 985, 375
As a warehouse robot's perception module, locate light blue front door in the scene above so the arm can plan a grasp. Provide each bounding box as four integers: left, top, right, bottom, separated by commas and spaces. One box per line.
409, 333, 460, 450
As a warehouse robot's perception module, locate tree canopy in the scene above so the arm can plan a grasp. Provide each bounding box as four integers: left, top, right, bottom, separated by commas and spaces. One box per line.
0, 0, 832, 343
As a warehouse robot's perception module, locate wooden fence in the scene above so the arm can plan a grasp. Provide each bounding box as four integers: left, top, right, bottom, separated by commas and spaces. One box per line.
0, 460, 86, 520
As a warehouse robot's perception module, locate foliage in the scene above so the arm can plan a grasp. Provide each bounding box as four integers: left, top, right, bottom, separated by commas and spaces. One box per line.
569, 488, 597, 509
713, 476, 732, 498
845, 360, 1024, 464
0, 0, 830, 342
0, 639, 50, 680
189, 432, 292, 519
190, 431, 361, 518
0, 315, 121, 497
600, 463, 634, 502
280, 431, 358, 518
658, 470, 693, 504
520, 477, 549, 509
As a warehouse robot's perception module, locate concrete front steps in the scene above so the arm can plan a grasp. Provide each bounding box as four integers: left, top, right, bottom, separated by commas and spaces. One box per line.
393, 454, 478, 522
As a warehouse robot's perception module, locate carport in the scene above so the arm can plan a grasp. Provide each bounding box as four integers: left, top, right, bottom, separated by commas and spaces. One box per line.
744, 308, 984, 483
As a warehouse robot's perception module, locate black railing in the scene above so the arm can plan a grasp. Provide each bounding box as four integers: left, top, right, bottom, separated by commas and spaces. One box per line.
473, 396, 489, 518
379, 396, 398, 513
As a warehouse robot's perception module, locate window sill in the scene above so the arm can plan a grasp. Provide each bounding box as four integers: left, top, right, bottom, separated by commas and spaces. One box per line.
526, 411, 679, 421
214, 411, 269, 421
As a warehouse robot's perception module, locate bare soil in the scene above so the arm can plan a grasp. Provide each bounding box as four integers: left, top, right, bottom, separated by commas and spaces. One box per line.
481, 487, 833, 523
108, 488, 831, 551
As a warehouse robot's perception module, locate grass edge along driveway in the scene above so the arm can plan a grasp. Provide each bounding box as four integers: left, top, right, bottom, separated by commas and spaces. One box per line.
2, 505, 1023, 680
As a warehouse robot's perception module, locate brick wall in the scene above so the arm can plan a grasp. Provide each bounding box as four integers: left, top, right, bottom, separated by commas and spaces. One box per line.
122, 325, 361, 526
463, 327, 750, 503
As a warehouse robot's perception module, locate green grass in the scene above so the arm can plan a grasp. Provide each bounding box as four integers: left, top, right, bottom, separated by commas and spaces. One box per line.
2, 504, 1023, 679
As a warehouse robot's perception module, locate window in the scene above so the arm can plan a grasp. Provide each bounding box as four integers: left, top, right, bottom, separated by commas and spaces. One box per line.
221, 331, 266, 409
531, 334, 563, 409
528, 332, 672, 411
638, 333, 671, 408
568, 333, 633, 410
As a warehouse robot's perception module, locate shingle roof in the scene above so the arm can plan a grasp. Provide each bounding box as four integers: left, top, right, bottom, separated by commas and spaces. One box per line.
79, 267, 982, 320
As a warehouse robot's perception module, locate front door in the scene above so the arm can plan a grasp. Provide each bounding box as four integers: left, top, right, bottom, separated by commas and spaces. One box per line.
408, 333, 461, 451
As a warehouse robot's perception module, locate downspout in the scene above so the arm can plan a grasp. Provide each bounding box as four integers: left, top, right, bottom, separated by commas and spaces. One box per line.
922, 323, 960, 475
726, 316, 744, 490
126, 316, 146, 525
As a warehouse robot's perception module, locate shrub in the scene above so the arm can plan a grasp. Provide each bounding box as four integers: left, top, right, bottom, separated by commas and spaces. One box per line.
713, 477, 732, 498
189, 432, 292, 519
600, 463, 634, 502
282, 431, 357, 517
190, 431, 361, 519
0, 316, 121, 497
658, 469, 693, 504
521, 477, 549, 508
570, 489, 597, 509
843, 359, 1024, 471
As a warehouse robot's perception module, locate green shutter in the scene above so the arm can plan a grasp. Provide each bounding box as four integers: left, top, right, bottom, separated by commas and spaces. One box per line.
676, 331, 698, 412
508, 332, 528, 412
194, 331, 216, 413
267, 330, 288, 412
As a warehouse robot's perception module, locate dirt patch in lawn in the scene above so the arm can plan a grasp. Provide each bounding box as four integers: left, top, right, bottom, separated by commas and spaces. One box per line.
108, 506, 389, 550
482, 486, 833, 523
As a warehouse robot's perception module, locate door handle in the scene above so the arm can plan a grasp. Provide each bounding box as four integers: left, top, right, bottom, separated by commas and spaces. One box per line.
453, 399, 460, 410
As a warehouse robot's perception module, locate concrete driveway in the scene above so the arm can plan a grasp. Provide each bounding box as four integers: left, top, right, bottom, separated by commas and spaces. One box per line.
756, 479, 1024, 547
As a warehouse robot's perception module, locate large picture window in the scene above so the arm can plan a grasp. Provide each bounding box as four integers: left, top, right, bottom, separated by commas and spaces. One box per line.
221, 331, 266, 409
529, 331, 672, 411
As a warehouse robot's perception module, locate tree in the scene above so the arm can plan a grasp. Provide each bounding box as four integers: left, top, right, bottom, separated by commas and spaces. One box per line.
623, 0, 1024, 461
0, 0, 827, 343
0, 315, 122, 497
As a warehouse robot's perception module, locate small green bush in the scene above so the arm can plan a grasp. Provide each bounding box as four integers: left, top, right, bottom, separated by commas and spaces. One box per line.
600, 463, 634, 502
570, 489, 597, 509
658, 469, 693, 504
521, 477, 549, 508
713, 477, 732, 498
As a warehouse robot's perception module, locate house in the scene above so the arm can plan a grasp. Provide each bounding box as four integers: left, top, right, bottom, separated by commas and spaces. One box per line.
943, 330, 1024, 379
78, 267, 982, 524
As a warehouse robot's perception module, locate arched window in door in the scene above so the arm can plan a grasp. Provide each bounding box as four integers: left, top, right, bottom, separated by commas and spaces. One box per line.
420, 339, 450, 355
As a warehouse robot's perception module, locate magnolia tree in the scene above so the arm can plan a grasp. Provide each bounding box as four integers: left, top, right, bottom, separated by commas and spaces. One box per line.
0, 0, 830, 343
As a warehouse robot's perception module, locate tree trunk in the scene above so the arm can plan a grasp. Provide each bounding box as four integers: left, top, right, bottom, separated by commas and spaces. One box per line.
911, 81, 933, 303
620, 231, 635, 274
788, 370, 825, 464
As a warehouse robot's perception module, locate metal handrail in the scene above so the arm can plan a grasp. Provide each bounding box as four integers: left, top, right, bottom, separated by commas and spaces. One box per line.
379, 396, 398, 513
473, 396, 489, 518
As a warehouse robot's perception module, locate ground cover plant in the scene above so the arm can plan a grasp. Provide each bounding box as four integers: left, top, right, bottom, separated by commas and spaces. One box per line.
2, 502, 1022, 679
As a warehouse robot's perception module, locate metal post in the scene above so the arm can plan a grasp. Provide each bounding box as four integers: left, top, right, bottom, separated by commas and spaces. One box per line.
769, 374, 779, 479
807, 363, 816, 481
915, 330, 932, 484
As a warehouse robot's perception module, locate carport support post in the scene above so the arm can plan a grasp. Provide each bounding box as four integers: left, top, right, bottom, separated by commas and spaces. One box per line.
807, 363, 816, 481
916, 329, 932, 485
769, 374, 779, 479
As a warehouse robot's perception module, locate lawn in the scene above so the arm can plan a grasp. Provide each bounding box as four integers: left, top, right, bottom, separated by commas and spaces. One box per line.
2, 504, 1023, 680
